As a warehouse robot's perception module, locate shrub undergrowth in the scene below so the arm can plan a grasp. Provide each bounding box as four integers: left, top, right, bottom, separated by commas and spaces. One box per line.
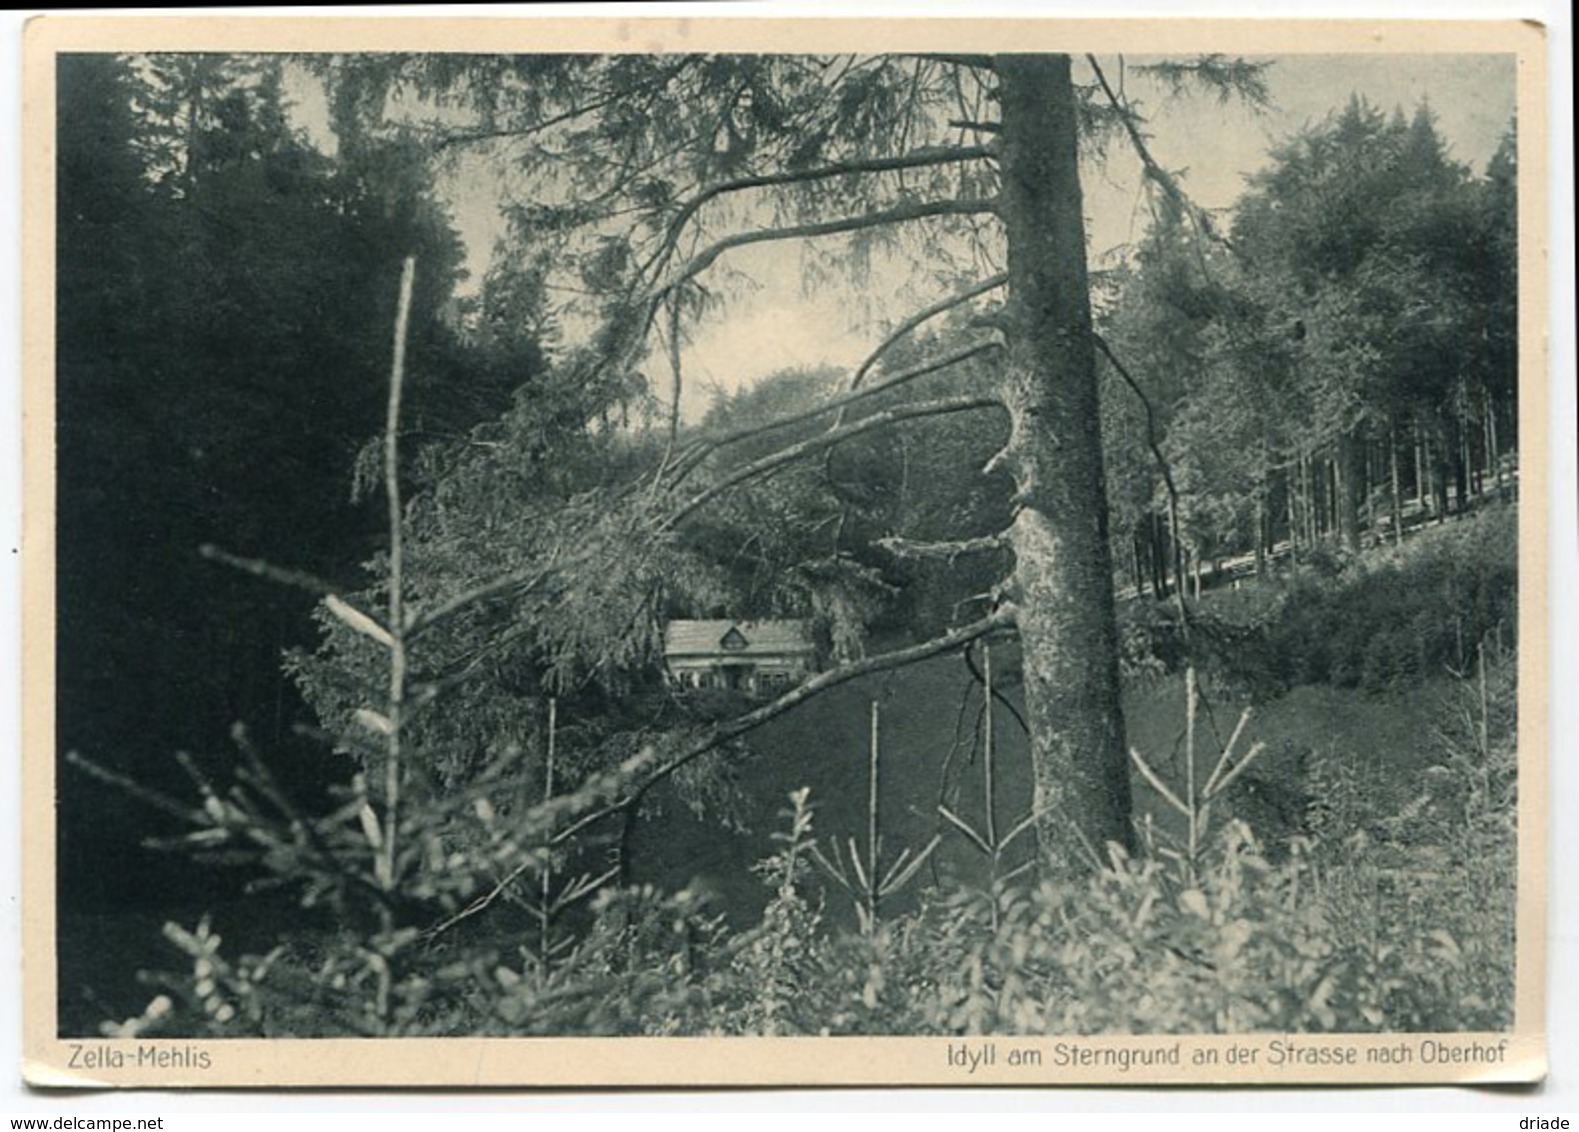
102, 639, 1515, 1039
1120, 505, 1517, 698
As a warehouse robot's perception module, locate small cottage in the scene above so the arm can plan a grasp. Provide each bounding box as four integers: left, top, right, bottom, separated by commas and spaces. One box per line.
663, 620, 816, 695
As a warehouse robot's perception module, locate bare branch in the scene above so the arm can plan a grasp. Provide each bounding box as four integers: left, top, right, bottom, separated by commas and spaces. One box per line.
198, 544, 342, 600
819, 301, 1005, 543
65, 751, 205, 824
963, 639, 1031, 738
665, 339, 1002, 490
653, 197, 1000, 311
850, 273, 1008, 392
554, 607, 1019, 843
1086, 54, 1186, 211
913, 54, 998, 70
406, 561, 565, 639
1085, 54, 1230, 251
1202, 738, 1268, 803
1202, 706, 1254, 798
425, 854, 542, 938
877, 531, 1009, 561
948, 119, 1002, 135
1093, 332, 1191, 634
412, 381, 984, 642
667, 394, 1004, 529
425, 748, 662, 938
643, 145, 993, 282
1129, 746, 1191, 818
429, 57, 698, 153
704, 609, 1015, 753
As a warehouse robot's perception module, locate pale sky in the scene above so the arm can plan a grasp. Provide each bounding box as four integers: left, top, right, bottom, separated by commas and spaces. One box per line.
673, 54, 1513, 419
292, 53, 1516, 421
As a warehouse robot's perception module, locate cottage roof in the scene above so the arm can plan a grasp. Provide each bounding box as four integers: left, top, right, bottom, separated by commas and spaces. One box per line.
664, 620, 814, 658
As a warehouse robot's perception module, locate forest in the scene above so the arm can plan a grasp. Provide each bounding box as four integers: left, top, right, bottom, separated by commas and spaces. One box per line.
55, 50, 1520, 1040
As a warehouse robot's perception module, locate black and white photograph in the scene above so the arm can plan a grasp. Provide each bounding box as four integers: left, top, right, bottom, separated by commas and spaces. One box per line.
21, 15, 1549, 1087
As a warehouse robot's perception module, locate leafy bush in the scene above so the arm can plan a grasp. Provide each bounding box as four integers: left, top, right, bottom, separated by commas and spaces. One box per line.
1285, 506, 1515, 693
1120, 505, 1517, 698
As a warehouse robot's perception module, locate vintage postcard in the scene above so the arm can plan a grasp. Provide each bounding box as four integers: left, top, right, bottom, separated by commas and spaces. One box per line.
21, 14, 1550, 1087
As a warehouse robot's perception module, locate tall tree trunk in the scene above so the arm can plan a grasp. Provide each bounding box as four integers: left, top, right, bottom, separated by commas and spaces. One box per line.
1470, 394, 1485, 498
1313, 454, 1325, 540
1254, 484, 1268, 578
1421, 431, 1433, 519
1298, 455, 1309, 544
1448, 402, 1468, 515
1285, 468, 1300, 564
1328, 454, 1340, 539
1461, 418, 1472, 503
1421, 423, 1433, 511
1316, 457, 1326, 538
1390, 421, 1404, 547
1155, 511, 1168, 599
996, 54, 1132, 873
1337, 430, 1363, 553
1487, 394, 1505, 500
1300, 454, 1315, 547
1316, 456, 1325, 542
1365, 435, 1377, 536
1168, 495, 1186, 605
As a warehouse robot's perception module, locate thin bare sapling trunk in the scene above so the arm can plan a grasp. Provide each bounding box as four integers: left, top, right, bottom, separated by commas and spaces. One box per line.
936, 642, 1039, 925
538, 696, 556, 978
1128, 666, 1265, 884
378, 257, 415, 902
809, 699, 939, 933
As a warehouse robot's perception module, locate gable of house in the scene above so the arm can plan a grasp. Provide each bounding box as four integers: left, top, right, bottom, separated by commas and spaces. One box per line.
663, 620, 815, 660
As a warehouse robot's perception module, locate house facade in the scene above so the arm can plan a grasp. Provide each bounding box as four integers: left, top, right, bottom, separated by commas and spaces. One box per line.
663, 620, 816, 695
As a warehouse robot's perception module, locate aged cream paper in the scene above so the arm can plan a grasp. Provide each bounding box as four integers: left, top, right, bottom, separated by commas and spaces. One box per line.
21, 14, 1549, 1087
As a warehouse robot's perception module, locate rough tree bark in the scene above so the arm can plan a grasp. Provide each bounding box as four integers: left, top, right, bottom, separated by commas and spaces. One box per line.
995, 54, 1133, 872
